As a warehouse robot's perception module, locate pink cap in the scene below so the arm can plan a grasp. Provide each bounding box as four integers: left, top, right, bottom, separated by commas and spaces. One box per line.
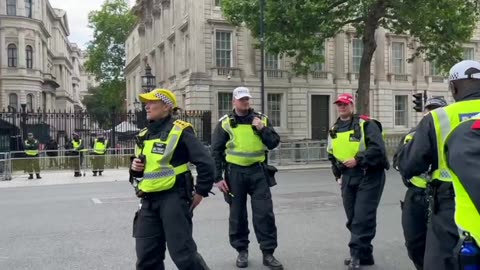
334, 93, 354, 104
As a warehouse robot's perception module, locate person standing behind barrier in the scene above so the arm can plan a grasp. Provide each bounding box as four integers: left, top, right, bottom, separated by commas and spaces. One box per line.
70, 133, 84, 177
91, 133, 108, 176
393, 97, 447, 270
327, 93, 389, 270
211, 87, 283, 270
24, 132, 41, 180
45, 137, 59, 168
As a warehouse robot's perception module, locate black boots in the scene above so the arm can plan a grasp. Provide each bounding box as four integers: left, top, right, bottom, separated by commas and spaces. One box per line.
99, 171, 103, 176
93, 171, 97, 176
36, 174, 41, 179
346, 257, 361, 269
263, 253, 283, 270
236, 250, 248, 268
28, 174, 33, 180
344, 255, 375, 266
74, 172, 81, 177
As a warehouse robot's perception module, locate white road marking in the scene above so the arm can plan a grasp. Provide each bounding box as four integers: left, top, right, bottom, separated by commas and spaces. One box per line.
91, 198, 102, 204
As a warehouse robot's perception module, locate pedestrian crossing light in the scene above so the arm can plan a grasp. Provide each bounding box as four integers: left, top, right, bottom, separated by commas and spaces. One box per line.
412, 93, 423, 112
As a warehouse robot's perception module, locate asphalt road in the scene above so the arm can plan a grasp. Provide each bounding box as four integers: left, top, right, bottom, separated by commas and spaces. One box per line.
0, 169, 415, 270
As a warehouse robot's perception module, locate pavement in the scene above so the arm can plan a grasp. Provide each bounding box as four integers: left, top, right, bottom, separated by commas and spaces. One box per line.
0, 168, 415, 270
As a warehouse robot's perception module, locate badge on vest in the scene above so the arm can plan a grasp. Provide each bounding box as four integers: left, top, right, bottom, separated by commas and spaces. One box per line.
151, 142, 167, 155
459, 112, 480, 122
349, 134, 360, 142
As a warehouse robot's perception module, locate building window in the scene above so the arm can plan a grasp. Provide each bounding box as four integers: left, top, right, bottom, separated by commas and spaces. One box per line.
311, 44, 325, 71
42, 92, 47, 112
215, 0, 221, 6
392, 42, 405, 74
26, 94, 34, 112
463, 47, 475, 60
9, 93, 18, 111
215, 31, 232, 68
26, 45, 33, 69
352, 39, 363, 73
25, 0, 32, 18
430, 61, 440, 76
265, 53, 279, 70
7, 44, 17, 67
267, 93, 283, 127
7, 0, 16, 16
218, 92, 233, 117
394, 95, 408, 127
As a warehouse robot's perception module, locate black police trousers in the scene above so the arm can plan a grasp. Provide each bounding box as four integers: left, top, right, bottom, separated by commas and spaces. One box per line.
225, 163, 278, 254
401, 186, 428, 270
424, 182, 459, 270
341, 169, 385, 259
132, 189, 209, 270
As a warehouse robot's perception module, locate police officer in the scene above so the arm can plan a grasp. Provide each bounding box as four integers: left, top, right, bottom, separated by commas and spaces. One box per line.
397, 60, 480, 270
24, 132, 41, 179
91, 133, 108, 176
444, 114, 480, 267
327, 93, 389, 270
393, 97, 447, 270
130, 88, 214, 270
70, 133, 85, 177
211, 87, 283, 269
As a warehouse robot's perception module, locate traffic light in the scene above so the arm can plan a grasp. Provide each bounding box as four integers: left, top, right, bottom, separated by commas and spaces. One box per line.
413, 93, 423, 112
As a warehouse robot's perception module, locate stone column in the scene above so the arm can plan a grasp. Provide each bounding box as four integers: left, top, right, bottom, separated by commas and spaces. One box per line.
18, 29, 26, 69
0, 30, 6, 67
334, 33, 346, 80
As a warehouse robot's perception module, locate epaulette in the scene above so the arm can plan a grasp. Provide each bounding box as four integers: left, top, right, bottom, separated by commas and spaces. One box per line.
254, 112, 267, 119
138, 127, 148, 136
218, 114, 229, 122
173, 119, 193, 129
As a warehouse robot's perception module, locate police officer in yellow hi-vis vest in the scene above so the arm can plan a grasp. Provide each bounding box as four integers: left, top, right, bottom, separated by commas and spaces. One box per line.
444, 114, 480, 268
211, 87, 283, 270
397, 60, 480, 270
327, 93, 389, 270
69, 133, 85, 177
130, 88, 214, 270
393, 97, 447, 270
24, 132, 41, 179
91, 133, 108, 176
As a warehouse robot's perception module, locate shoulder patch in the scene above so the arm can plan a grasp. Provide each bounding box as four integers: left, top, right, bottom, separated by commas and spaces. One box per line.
173, 120, 193, 130
472, 120, 480, 130
359, 114, 371, 121
218, 114, 229, 122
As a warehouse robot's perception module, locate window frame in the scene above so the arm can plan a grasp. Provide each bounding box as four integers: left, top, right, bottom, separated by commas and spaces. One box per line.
394, 95, 408, 127
392, 42, 406, 74
217, 92, 233, 118
26, 94, 34, 112
9, 93, 18, 111
26, 45, 33, 69
7, 44, 17, 67
7, 0, 16, 16
25, 0, 32, 18
215, 30, 233, 68
352, 38, 363, 73
267, 93, 284, 128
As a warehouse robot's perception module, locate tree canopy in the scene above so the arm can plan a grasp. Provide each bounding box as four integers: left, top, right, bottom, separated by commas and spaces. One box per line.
222, 0, 480, 114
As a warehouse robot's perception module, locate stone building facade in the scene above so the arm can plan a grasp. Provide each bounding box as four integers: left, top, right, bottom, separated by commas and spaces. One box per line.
125, 0, 480, 140
0, 0, 88, 113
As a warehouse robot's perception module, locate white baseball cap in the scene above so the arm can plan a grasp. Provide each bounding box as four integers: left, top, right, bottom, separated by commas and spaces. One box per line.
233, 87, 252, 99
449, 60, 480, 81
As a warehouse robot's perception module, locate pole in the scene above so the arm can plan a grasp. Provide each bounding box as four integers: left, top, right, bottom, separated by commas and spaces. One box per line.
423, 89, 427, 105
260, 0, 265, 113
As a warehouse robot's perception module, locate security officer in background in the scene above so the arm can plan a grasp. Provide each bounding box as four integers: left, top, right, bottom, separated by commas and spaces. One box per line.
444, 114, 480, 267
327, 93, 389, 270
91, 133, 108, 176
130, 88, 214, 270
397, 60, 480, 270
70, 133, 85, 177
24, 132, 41, 179
393, 97, 447, 270
211, 87, 283, 269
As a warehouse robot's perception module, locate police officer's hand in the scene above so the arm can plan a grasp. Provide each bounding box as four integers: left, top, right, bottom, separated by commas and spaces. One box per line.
131, 158, 145, 172
343, 159, 357, 168
336, 178, 342, 185
215, 180, 230, 193
252, 117, 264, 131
190, 194, 203, 211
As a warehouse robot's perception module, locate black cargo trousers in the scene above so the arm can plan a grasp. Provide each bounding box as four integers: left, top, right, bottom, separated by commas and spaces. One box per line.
341, 169, 385, 259
224, 163, 278, 254
133, 185, 209, 270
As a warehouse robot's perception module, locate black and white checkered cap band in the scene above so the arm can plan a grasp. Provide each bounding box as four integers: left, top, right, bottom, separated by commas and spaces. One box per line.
154, 92, 173, 107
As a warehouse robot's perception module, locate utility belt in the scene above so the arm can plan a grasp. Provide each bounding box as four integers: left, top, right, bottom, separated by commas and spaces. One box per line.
426, 180, 454, 217
226, 162, 277, 187
133, 171, 195, 203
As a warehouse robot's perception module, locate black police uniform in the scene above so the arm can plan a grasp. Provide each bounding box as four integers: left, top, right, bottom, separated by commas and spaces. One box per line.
131, 116, 215, 270
396, 92, 480, 270
393, 127, 428, 270
211, 109, 280, 255
328, 116, 388, 265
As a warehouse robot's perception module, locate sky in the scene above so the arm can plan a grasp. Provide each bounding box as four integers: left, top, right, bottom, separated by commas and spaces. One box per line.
48, 0, 135, 49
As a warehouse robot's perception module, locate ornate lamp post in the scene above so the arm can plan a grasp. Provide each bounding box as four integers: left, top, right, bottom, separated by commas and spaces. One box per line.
137, 63, 156, 128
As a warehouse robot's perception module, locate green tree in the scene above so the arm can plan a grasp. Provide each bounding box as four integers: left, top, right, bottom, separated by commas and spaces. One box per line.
83, 0, 135, 126
221, 0, 480, 114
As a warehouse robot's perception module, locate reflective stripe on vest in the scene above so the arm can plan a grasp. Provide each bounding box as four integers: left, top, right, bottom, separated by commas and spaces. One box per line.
221, 115, 267, 166
404, 132, 428, 188
138, 120, 191, 193
24, 140, 39, 156
327, 119, 367, 162
431, 100, 480, 182
94, 139, 107, 154
444, 116, 480, 245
